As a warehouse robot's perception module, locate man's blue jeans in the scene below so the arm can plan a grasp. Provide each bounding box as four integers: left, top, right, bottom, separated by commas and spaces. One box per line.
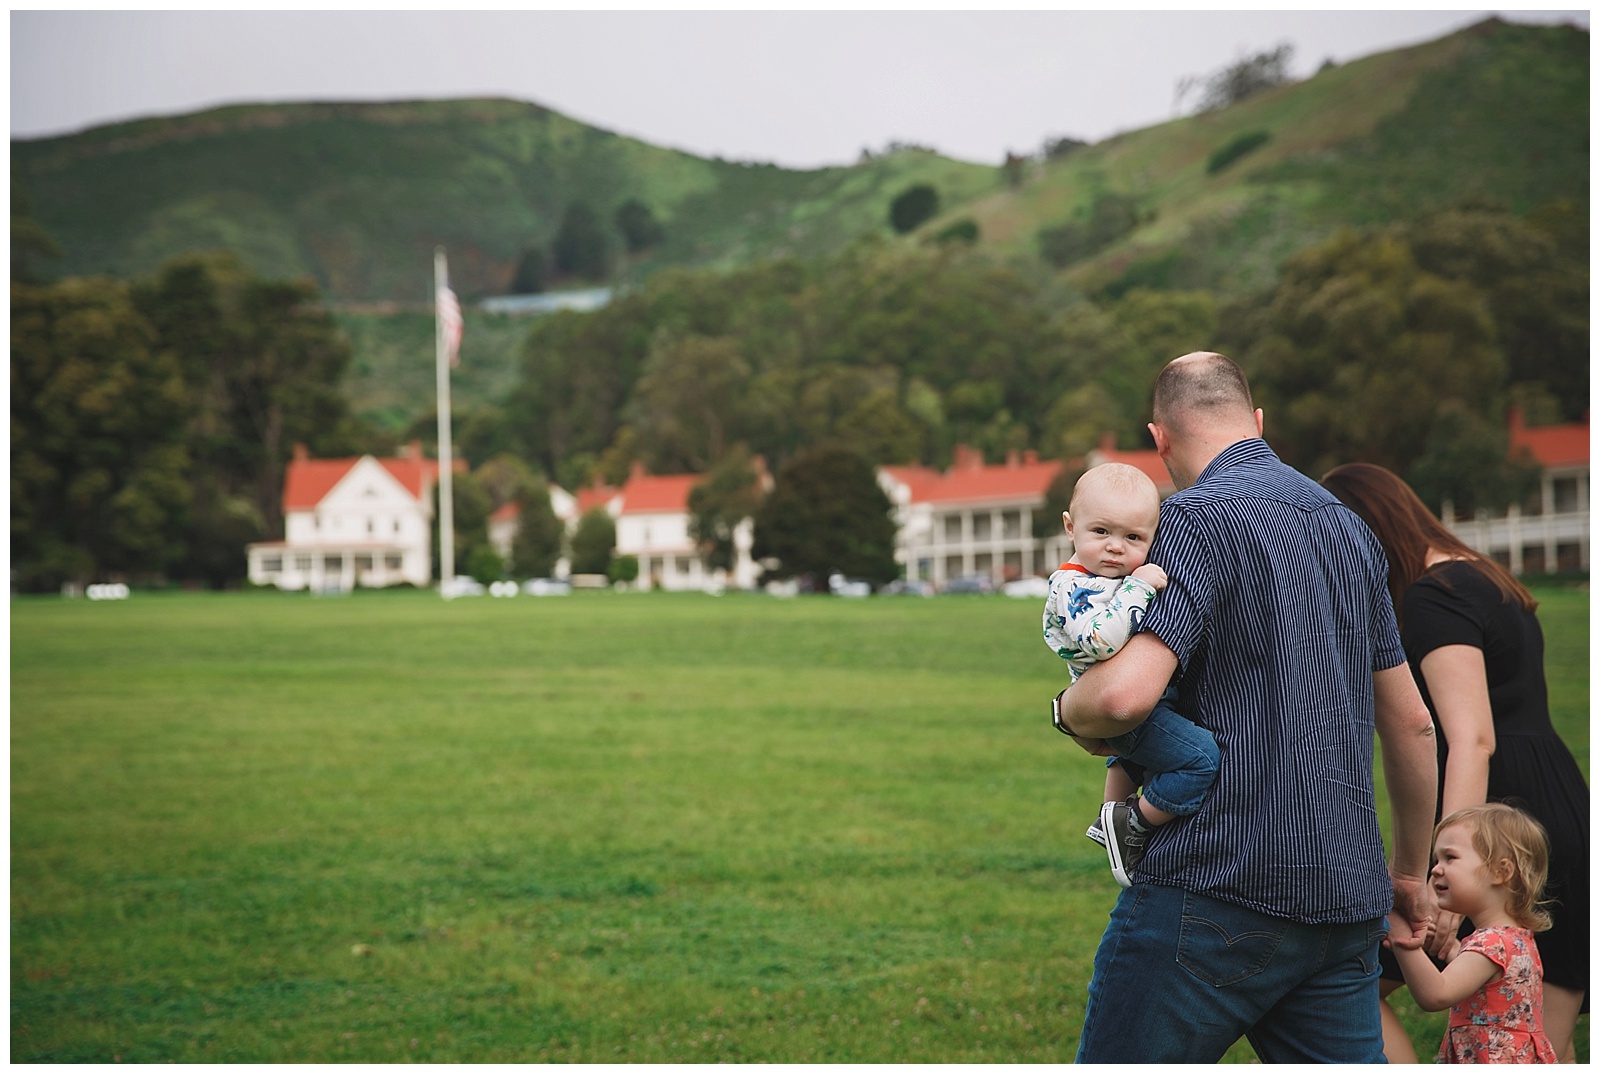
1103, 694, 1218, 817
1075, 883, 1388, 1063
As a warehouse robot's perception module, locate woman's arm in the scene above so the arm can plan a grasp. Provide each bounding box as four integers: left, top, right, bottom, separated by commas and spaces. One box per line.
1420, 644, 1496, 818
1418, 644, 1495, 959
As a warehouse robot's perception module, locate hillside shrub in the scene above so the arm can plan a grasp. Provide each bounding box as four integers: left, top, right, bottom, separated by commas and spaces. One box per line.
1207, 130, 1272, 175
615, 199, 665, 253
1037, 193, 1148, 268
553, 201, 613, 281
889, 185, 940, 234
933, 218, 979, 245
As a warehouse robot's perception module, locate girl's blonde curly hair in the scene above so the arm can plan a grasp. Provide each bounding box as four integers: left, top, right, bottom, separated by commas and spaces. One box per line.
1435, 802, 1554, 932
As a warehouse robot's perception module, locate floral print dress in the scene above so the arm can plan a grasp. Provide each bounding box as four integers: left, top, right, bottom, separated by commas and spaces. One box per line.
1438, 926, 1559, 1064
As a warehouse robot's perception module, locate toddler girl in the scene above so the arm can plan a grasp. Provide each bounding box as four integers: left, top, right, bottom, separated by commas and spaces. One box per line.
1389, 802, 1558, 1064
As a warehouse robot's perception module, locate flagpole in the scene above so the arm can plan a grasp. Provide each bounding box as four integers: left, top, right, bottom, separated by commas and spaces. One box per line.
434, 247, 456, 596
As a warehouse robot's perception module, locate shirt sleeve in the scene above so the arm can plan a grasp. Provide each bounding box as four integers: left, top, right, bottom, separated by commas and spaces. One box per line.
1402, 574, 1485, 663
1458, 927, 1512, 972
1141, 501, 1213, 673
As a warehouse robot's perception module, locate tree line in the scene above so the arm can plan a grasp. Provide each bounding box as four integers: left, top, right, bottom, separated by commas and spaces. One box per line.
12, 179, 1587, 592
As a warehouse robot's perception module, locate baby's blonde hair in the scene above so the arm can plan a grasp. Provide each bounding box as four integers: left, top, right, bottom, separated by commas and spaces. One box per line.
1435, 802, 1554, 932
1069, 463, 1160, 517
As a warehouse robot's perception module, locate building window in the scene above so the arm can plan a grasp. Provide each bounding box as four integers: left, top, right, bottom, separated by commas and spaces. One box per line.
355, 554, 375, 571
323, 554, 344, 571
1490, 549, 1512, 569
1004, 550, 1023, 576
1002, 510, 1021, 539
392, 519, 401, 534
295, 555, 313, 572
943, 515, 961, 542
261, 555, 282, 574
1556, 542, 1582, 572
366, 518, 375, 534
974, 553, 993, 574
973, 514, 992, 540
384, 554, 403, 569
1552, 476, 1580, 514
1521, 545, 1547, 575
944, 555, 962, 578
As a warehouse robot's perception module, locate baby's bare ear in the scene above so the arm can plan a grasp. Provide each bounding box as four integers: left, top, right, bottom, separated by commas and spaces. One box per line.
1061, 510, 1072, 534
1488, 858, 1516, 885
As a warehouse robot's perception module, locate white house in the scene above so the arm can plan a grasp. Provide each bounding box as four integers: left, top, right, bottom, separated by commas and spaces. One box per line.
246, 442, 459, 591
488, 484, 577, 571
1445, 408, 1589, 575
611, 461, 768, 591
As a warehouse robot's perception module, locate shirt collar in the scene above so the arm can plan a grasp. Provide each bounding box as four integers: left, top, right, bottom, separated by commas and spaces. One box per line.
1192, 437, 1278, 487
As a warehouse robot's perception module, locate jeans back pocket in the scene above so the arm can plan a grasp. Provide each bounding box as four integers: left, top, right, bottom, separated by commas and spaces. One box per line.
1177, 893, 1289, 987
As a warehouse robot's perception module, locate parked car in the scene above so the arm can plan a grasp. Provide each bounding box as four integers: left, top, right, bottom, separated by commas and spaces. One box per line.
522, 578, 572, 596
828, 573, 872, 598
878, 579, 934, 597
942, 575, 995, 595
1001, 575, 1053, 599
440, 576, 485, 598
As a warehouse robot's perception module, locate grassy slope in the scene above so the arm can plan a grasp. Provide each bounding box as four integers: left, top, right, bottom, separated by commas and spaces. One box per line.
13, 99, 996, 304
10, 587, 1587, 1063
936, 19, 1587, 296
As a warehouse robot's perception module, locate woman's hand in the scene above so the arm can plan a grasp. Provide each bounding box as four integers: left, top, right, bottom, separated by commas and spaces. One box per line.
1428, 910, 1464, 962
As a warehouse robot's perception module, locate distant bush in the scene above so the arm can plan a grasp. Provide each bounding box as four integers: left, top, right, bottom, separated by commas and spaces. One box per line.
466, 545, 506, 585
553, 201, 613, 281
1042, 136, 1089, 161
570, 507, 616, 576
510, 246, 546, 294
1207, 130, 1273, 174
614, 199, 665, 253
1037, 192, 1149, 267
889, 185, 940, 234
933, 218, 979, 245
607, 554, 639, 585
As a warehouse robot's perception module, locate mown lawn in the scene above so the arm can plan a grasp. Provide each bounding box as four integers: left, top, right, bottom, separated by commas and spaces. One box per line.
10, 586, 1587, 1062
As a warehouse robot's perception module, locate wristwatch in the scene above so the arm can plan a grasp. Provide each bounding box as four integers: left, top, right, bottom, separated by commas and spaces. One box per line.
1051, 688, 1078, 737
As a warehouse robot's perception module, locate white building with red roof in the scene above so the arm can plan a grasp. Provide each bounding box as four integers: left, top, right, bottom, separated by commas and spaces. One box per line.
1445, 408, 1589, 575
245, 442, 460, 591
880, 438, 1173, 588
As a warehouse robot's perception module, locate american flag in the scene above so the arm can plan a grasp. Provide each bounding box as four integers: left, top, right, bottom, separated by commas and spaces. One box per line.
437, 283, 463, 368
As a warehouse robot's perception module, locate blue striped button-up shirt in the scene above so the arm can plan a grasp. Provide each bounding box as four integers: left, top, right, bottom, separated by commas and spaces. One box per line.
1139, 438, 1405, 923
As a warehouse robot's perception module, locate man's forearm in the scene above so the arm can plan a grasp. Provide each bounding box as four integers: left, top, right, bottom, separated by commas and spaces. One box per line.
1058, 632, 1176, 739
1373, 664, 1439, 879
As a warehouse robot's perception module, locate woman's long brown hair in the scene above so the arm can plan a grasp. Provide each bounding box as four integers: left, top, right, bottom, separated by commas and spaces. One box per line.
1321, 462, 1536, 621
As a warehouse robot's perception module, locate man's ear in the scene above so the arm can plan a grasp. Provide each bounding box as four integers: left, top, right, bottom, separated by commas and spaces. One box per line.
1253, 408, 1264, 437
1148, 422, 1171, 457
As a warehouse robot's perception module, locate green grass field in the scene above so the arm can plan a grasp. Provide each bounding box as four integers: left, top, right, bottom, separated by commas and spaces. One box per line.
11, 586, 1588, 1062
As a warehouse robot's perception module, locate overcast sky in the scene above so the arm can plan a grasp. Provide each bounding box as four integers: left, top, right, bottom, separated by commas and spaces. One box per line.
11, 9, 1589, 168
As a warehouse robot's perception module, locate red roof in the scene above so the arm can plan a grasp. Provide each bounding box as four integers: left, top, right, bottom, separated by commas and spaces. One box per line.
282, 449, 461, 510
620, 472, 702, 515
1510, 408, 1588, 469
574, 482, 620, 516
890, 446, 1064, 506
490, 502, 520, 523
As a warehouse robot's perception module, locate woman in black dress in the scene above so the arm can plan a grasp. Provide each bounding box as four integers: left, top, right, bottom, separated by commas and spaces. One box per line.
1323, 462, 1589, 1062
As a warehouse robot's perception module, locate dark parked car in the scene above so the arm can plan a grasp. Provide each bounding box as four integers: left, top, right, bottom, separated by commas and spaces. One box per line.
942, 575, 995, 595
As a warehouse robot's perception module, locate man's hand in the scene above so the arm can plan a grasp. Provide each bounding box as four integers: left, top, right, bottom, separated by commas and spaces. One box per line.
1388, 868, 1436, 952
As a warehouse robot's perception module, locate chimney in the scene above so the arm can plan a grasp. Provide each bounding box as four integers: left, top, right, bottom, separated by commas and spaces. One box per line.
629, 460, 648, 484
952, 444, 983, 471
292, 443, 308, 462
1023, 449, 1038, 465
1099, 431, 1117, 454
1006, 449, 1020, 468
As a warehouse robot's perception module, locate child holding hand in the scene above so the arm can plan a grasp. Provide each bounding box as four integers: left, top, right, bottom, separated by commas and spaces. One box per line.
1389, 802, 1559, 1064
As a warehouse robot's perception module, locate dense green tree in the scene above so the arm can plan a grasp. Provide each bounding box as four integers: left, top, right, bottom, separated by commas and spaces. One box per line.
615, 198, 666, 253
553, 200, 613, 281
625, 332, 748, 472
510, 480, 565, 580
570, 507, 616, 575
752, 444, 897, 587
889, 185, 940, 234
1238, 227, 1510, 496
11, 183, 59, 285
510, 246, 546, 294
11, 278, 192, 590
688, 447, 766, 572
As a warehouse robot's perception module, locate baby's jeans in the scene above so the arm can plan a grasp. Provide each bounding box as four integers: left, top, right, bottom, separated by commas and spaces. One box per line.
1104, 696, 1219, 817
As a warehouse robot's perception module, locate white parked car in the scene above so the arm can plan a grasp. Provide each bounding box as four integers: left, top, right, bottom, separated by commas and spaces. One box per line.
1001, 575, 1053, 599
522, 578, 572, 596
440, 576, 485, 598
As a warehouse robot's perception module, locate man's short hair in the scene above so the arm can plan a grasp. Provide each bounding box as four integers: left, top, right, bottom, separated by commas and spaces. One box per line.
1152, 352, 1254, 431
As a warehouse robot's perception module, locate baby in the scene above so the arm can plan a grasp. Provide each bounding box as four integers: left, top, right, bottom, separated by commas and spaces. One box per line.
1043, 463, 1219, 886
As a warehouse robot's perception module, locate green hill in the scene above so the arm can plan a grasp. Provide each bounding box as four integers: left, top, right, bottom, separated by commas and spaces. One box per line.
12, 98, 998, 304
14, 19, 1584, 313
